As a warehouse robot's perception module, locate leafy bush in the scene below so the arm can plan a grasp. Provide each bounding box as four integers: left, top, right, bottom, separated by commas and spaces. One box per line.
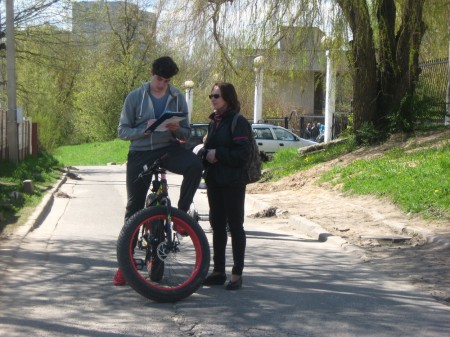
0, 152, 62, 232
355, 122, 383, 145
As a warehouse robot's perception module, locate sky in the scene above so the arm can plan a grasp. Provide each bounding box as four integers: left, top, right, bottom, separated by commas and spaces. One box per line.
0, 0, 341, 44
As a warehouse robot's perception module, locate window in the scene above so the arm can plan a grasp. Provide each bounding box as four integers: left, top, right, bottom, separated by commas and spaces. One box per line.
255, 128, 273, 140
191, 126, 208, 137
274, 128, 295, 141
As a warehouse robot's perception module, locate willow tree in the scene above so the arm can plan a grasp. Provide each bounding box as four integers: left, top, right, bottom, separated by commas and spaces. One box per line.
172, 0, 330, 122
335, 0, 427, 141
72, 0, 160, 142
178, 0, 432, 142
420, 0, 449, 60
15, 24, 79, 149
1, 1, 80, 149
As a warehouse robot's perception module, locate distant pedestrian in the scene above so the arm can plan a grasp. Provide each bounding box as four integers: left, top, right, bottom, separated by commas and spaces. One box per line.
304, 122, 312, 139
310, 122, 320, 140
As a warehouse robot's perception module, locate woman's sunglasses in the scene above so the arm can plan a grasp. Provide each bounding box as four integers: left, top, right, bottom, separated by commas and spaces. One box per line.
208, 94, 221, 99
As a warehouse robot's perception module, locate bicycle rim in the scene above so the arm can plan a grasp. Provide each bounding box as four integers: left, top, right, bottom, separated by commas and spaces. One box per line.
117, 206, 210, 302
148, 220, 164, 282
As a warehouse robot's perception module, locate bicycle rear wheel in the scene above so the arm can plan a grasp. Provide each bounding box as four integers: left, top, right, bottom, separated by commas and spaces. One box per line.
117, 206, 210, 302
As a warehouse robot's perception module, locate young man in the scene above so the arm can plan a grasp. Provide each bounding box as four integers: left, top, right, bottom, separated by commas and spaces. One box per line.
114, 56, 203, 285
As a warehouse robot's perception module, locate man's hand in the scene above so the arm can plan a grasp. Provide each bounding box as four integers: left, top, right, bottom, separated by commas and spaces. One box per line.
144, 119, 156, 136
165, 122, 180, 132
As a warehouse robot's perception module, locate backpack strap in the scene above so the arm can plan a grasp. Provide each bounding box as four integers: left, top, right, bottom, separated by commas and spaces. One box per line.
231, 113, 240, 134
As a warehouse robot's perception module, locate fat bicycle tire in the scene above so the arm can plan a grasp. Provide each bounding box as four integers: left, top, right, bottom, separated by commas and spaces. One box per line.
117, 206, 210, 302
148, 220, 165, 282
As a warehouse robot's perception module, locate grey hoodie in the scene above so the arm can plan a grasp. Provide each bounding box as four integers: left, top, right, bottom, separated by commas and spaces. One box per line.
118, 82, 190, 151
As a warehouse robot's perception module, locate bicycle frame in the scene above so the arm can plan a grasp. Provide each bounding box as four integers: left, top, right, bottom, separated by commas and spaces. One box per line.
138, 158, 178, 253
117, 157, 211, 302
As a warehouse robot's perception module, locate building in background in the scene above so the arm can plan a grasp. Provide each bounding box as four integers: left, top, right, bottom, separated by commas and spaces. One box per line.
236, 25, 351, 138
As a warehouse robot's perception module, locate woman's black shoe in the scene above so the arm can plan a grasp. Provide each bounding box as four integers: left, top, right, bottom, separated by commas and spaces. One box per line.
203, 273, 227, 286
225, 277, 242, 290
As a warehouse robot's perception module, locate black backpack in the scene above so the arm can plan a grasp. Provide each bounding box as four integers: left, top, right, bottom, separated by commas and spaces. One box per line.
231, 113, 262, 184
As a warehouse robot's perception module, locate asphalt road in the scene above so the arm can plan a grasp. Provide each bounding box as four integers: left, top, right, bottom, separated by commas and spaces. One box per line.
0, 165, 449, 337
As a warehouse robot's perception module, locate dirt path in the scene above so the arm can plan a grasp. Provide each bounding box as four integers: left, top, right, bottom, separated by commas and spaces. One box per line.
247, 130, 450, 305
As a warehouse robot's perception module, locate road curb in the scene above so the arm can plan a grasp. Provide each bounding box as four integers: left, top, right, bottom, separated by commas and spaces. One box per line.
0, 175, 66, 275
288, 215, 369, 260
246, 194, 371, 261
13, 175, 67, 240
246, 193, 450, 259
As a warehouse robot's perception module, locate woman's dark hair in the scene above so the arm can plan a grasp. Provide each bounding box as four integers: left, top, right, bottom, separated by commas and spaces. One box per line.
152, 56, 179, 78
212, 82, 241, 112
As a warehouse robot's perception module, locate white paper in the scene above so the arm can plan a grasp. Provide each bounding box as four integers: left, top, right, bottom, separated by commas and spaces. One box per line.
152, 115, 186, 132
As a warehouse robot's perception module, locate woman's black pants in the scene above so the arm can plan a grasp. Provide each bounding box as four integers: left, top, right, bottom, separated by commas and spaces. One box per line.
207, 184, 246, 276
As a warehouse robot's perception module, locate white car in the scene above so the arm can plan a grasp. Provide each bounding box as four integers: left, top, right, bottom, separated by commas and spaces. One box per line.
251, 123, 316, 156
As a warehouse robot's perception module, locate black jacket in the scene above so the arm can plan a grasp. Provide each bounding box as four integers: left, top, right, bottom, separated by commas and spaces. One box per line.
203, 110, 252, 187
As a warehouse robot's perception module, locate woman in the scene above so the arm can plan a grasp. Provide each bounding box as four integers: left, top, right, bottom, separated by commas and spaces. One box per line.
201, 82, 252, 290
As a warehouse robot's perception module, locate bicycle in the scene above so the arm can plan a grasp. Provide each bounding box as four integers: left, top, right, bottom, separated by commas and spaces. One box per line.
116, 157, 210, 302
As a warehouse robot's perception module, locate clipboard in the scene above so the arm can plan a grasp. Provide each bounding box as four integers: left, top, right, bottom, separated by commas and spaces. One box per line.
145, 112, 187, 133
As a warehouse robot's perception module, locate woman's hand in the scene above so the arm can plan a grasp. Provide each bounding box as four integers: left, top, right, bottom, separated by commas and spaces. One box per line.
206, 149, 218, 164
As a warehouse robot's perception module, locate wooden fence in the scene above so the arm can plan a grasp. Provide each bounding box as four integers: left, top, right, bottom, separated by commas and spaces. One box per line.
0, 109, 34, 162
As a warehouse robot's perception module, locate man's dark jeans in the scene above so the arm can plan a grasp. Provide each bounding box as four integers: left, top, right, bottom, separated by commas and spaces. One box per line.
125, 142, 203, 222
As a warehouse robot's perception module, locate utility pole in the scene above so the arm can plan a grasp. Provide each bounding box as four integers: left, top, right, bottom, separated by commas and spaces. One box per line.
446, 2, 450, 125
5, 0, 18, 163
0, 0, 3, 97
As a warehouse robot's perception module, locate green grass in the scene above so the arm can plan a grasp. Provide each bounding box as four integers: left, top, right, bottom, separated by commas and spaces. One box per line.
52, 139, 128, 166
262, 131, 450, 220
2, 131, 449, 235
319, 144, 450, 219
0, 152, 62, 233
262, 140, 357, 180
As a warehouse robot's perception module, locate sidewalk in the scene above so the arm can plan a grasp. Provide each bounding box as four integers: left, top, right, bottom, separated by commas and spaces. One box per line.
245, 189, 450, 305
0, 176, 66, 275
245, 193, 368, 259
7, 171, 450, 258
245, 188, 450, 273
2, 166, 449, 308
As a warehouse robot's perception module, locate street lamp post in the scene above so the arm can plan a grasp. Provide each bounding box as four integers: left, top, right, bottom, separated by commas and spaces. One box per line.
321, 37, 336, 143
253, 56, 264, 123
184, 80, 194, 124
324, 49, 336, 143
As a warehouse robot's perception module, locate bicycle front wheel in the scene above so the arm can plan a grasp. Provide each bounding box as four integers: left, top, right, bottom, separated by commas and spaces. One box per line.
117, 206, 210, 302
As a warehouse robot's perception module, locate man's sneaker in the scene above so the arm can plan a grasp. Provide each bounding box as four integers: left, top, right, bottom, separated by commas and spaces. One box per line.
113, 269, 126, 286
187, 208, 200, 222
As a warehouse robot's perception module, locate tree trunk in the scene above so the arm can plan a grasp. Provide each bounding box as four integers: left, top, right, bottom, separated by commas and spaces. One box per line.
376, 0, 397, 127
337, 0, 378, 133
377, 0, 426, 129
337, 0, 426, 139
